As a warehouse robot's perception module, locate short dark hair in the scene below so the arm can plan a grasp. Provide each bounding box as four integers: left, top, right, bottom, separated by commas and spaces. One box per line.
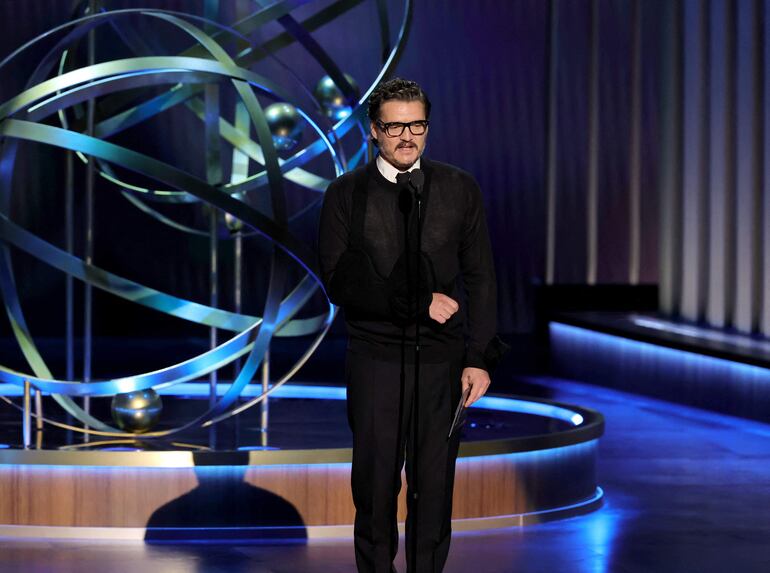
367, 78, 431, 122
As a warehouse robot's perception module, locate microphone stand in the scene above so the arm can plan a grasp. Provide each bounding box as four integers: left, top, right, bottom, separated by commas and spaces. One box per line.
409, 170, 424, 573
411, 184, 422, 573
397, 169, 424, 573
396, 176, 411, 573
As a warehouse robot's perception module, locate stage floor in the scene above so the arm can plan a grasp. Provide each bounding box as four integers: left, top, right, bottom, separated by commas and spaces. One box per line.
0, 384, 603, 538
0, 388, 576, 452
1, 377, 768, 572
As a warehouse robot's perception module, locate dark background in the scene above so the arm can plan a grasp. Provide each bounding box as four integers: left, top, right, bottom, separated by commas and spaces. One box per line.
0, 1, 766, 381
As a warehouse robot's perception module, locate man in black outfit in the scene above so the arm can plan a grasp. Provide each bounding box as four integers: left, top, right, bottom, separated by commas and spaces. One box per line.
318, 78, 499, 573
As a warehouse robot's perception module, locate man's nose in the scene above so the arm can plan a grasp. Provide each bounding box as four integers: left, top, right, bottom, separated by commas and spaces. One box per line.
401, 130, 414, 142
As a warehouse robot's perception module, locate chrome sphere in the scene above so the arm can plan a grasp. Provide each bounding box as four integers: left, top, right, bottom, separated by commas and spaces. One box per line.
264, 102, 305, 152
224, 212, 244, 232
111, 389, 163, 433
314, 74, 359, 121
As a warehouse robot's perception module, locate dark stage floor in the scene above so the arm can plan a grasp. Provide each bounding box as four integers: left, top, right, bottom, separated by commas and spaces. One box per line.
1, 376, 769, 572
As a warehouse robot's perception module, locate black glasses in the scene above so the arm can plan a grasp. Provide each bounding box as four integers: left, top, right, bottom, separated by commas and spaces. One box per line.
376, 120, 429, 137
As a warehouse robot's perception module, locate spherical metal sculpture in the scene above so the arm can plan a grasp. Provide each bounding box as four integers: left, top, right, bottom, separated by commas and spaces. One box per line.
314, 74, 360, 121
265, 102, 305, 152
111, 389, 163, 434
0, 1, 414, 440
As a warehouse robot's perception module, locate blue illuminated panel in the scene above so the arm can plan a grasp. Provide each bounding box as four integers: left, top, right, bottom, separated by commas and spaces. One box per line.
550, 321, 770, 420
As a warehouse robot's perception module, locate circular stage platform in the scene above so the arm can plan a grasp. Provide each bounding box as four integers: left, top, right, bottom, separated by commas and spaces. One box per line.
0, 385, 604, 541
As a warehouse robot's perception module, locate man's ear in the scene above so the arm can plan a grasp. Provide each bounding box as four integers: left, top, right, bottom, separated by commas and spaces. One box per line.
370, 122, 378, 145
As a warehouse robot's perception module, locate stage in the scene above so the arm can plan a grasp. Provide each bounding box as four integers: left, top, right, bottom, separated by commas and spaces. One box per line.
0, 383, 603, 541
1, 376, 768, 573
550, 312, 770, 422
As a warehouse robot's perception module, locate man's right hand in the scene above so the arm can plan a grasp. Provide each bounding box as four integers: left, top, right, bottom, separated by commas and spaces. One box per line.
429, 293, 459, 324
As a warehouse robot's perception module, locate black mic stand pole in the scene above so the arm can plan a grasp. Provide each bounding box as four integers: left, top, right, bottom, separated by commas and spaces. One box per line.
410, 178, 423, 573
396, 171, 418, 573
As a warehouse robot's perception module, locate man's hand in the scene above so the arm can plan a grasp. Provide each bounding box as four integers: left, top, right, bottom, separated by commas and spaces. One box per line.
428, 293, 459, 324
461, 367, 491, 407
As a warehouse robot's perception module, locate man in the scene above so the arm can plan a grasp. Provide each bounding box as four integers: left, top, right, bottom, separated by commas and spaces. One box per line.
318, 78, 500, 573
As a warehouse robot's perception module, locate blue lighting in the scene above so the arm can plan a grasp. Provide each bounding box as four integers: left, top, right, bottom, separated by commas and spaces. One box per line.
0, 462, 356, 472
474, 396, 584, 426
0, 444, 9, 450
551, 321, 770, 381
550, 321, 770, 423
263, 384, 346, 401
100, 447, 144, 452
576, 492, 622, 573
236, 446, 280, 451
0, 382, 349, 400
0, 383, 586, 426
0, 443, 600, 479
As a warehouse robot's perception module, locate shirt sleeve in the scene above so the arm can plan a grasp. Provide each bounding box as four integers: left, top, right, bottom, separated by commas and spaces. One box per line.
317, 177, 392, 318
459, 177, 498, 371
318, 178, 350, 293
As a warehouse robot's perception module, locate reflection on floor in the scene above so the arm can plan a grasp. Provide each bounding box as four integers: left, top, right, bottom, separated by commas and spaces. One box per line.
2, 376, 770, 573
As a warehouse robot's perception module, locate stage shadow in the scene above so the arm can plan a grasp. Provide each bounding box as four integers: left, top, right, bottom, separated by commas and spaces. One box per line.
144, 462, 307, 545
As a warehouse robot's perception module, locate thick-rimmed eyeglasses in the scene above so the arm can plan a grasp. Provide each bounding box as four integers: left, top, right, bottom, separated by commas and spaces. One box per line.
375, 120, 429, 137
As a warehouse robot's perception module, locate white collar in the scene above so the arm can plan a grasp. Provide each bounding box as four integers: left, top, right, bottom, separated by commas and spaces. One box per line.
376, 155, 421, 184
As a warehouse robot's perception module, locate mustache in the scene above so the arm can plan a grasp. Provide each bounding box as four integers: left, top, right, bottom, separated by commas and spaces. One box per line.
397, 143, 416, 148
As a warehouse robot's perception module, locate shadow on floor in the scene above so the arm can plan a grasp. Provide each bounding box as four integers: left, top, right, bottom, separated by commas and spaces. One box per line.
145, 465, 307, 547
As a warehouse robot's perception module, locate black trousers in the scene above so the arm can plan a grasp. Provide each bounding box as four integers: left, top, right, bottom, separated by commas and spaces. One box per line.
345, 349, 463, 573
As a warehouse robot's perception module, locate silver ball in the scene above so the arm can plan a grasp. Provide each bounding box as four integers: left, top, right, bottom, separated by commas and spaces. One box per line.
111, 389, 162, 433
314, 74, 359, 121
224, 212, 244, 232
264, 102, 305, 152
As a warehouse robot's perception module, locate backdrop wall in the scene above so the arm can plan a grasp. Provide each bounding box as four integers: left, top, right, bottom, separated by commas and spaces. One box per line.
0, 1, 765, 342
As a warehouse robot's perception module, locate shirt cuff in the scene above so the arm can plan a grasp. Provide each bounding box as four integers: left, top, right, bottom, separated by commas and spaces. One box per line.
464, 336, 511, 372
463, 347, 489, 371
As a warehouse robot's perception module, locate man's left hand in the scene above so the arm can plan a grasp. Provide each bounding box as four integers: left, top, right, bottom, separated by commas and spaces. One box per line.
461, 367, 491, 407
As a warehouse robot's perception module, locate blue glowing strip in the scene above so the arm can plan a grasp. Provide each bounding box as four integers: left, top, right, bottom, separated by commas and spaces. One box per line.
0, 383, 584, 425
474, 396, 583, 426
551, 321, 770, 380
261, 384, 346, 400
0, 462, 356, 472
0, 443, 599, 472
236, 446, 280, 451
0, 383, 347, 398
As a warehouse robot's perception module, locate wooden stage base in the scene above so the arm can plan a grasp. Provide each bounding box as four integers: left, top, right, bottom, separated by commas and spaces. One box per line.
0, 395, 604, 539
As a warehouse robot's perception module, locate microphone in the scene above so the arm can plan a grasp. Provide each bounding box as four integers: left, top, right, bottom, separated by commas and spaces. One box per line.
396, 171, 411, 187
396, 172, 413, 214
409, 169, 425, 201
396, 169, 425, 202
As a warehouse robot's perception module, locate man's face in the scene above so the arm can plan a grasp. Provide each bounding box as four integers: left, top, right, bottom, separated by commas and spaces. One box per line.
370, 100, 428, 171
